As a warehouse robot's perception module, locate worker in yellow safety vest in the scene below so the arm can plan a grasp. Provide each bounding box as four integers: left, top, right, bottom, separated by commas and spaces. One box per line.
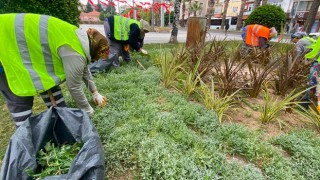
0, 13, 108, 128
104, 15, 151, 67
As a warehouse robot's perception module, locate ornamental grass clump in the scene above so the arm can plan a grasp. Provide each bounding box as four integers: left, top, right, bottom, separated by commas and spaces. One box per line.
26, 141, 82, 179
273, 50, 309, 96
157, 52, 183, 88
294, 103, 320, 130
259, 86, 307, 125
198, 80, 238, 123
245, 59, 278, 98
178, 58, 204, 97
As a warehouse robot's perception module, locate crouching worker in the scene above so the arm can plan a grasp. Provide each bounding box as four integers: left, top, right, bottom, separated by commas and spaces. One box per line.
304, 36, 320, 112
104, 15, 151, 67
0, 13, 108, 128
296, 35, 320, 111
240, 24, 278, 55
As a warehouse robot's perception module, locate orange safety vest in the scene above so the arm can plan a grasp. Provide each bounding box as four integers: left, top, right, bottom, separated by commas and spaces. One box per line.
245, 24, 270, 47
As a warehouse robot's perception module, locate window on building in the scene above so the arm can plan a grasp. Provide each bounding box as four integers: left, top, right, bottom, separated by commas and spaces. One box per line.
215, 7, 222, 13
248, 4, 253, 12
297, 1, 313, 11
232, 7, 238, 13
269, 2, 281, 7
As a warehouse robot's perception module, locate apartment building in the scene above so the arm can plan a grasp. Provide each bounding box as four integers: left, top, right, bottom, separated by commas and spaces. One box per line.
180, 0, 319, 32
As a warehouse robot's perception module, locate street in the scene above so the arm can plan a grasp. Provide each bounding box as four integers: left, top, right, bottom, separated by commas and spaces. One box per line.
79, 24, 290, 44
79, 24, 244, 44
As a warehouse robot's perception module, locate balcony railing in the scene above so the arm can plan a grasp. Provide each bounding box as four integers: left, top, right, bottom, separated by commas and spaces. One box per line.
243, 11, 252, 15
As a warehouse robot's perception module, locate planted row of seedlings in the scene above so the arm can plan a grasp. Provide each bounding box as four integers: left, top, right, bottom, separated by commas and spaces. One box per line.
154, 40, 320, 129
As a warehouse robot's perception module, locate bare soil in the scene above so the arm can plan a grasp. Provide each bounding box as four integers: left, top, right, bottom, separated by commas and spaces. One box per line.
225, 92, 318, 138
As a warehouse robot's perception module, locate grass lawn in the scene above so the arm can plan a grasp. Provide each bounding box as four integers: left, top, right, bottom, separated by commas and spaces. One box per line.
1, 43, 320, 179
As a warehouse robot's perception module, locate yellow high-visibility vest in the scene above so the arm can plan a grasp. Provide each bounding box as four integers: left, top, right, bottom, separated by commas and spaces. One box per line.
305, 36, 320, 62
0, 13, 87, 96
113, 15, 140, 41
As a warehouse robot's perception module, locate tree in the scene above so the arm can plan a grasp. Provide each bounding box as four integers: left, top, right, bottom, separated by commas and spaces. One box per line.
169, 0, 181, 43
105, 4, 116, 16
245, 4, 286, 32
236, 0, 246, 30
205, 0, 215, 30
181, 0, 188, 27
304, 0, 320, 33
164, 11, 174, 26
221, 0, 230, 30
85, 2, 94, 13
0, 0, 81, 26
188, 1, 202, 17
97, 1, 104, 12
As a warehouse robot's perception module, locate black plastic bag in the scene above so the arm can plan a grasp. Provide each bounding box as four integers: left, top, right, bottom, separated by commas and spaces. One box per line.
89, 58, 114, 74
0, 107, 105, 180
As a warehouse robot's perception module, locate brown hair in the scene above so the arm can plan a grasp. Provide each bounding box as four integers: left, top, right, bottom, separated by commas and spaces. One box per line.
87, 28, 109, 60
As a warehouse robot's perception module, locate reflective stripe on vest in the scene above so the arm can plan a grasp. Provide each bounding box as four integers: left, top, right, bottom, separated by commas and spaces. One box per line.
246, 24, 269, 47
114, 15, 140, 41
0, 13, 86, 96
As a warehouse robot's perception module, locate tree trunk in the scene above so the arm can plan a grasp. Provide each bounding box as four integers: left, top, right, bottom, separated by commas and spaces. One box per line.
221, 0, 229, 30
236, 0, 246, 30
261, 0, 267, 5
304, 0, 320, 33
253, 0, 261, 10
181, 1, 186, 27
205, 0, 215, 30
169, 0, 181, 43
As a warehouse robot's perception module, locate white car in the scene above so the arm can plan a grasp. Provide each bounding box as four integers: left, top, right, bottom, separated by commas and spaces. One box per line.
309, 32, 320, 38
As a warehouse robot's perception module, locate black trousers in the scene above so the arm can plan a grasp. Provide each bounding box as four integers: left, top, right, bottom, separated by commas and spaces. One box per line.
0, 72, 66, 128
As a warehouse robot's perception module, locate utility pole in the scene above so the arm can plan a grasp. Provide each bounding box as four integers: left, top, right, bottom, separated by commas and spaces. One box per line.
152, 0, 155, 31
133, 0, 136, 20
161, 0, 164, 27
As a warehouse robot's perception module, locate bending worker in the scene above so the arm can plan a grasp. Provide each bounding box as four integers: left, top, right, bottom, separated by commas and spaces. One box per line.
303, 35, 320, 112
0, 13, 108, 128
104, 15, 151, 67
291, 32, 315, 60
241, 24, 278, 49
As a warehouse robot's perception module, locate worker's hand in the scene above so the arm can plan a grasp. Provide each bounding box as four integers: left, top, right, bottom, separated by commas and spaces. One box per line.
140, 48, 148, 55
317, 106, 320, 113
124, 44, 130, 52
93, 91, 107, 107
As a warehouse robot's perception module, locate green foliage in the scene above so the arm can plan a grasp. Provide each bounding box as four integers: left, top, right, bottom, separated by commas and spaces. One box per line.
85, 2, 94, 13
259, 87, 306, 124
0, 0, 81, 26
164, 11, 174, 25
245, 4, 286, 32
99, 5, 117, 21
178, 58, 203, 97
294, 102, 320, 130
26, 141, 82, 179
97, 1, 104, 12
198, 80, 238, 123
272, 129, 320, 178
2, 43, 320, 179
213, 124, 299, 179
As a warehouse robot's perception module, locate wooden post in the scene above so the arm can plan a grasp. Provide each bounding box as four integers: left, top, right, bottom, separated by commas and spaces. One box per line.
186, 17, 207, 47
